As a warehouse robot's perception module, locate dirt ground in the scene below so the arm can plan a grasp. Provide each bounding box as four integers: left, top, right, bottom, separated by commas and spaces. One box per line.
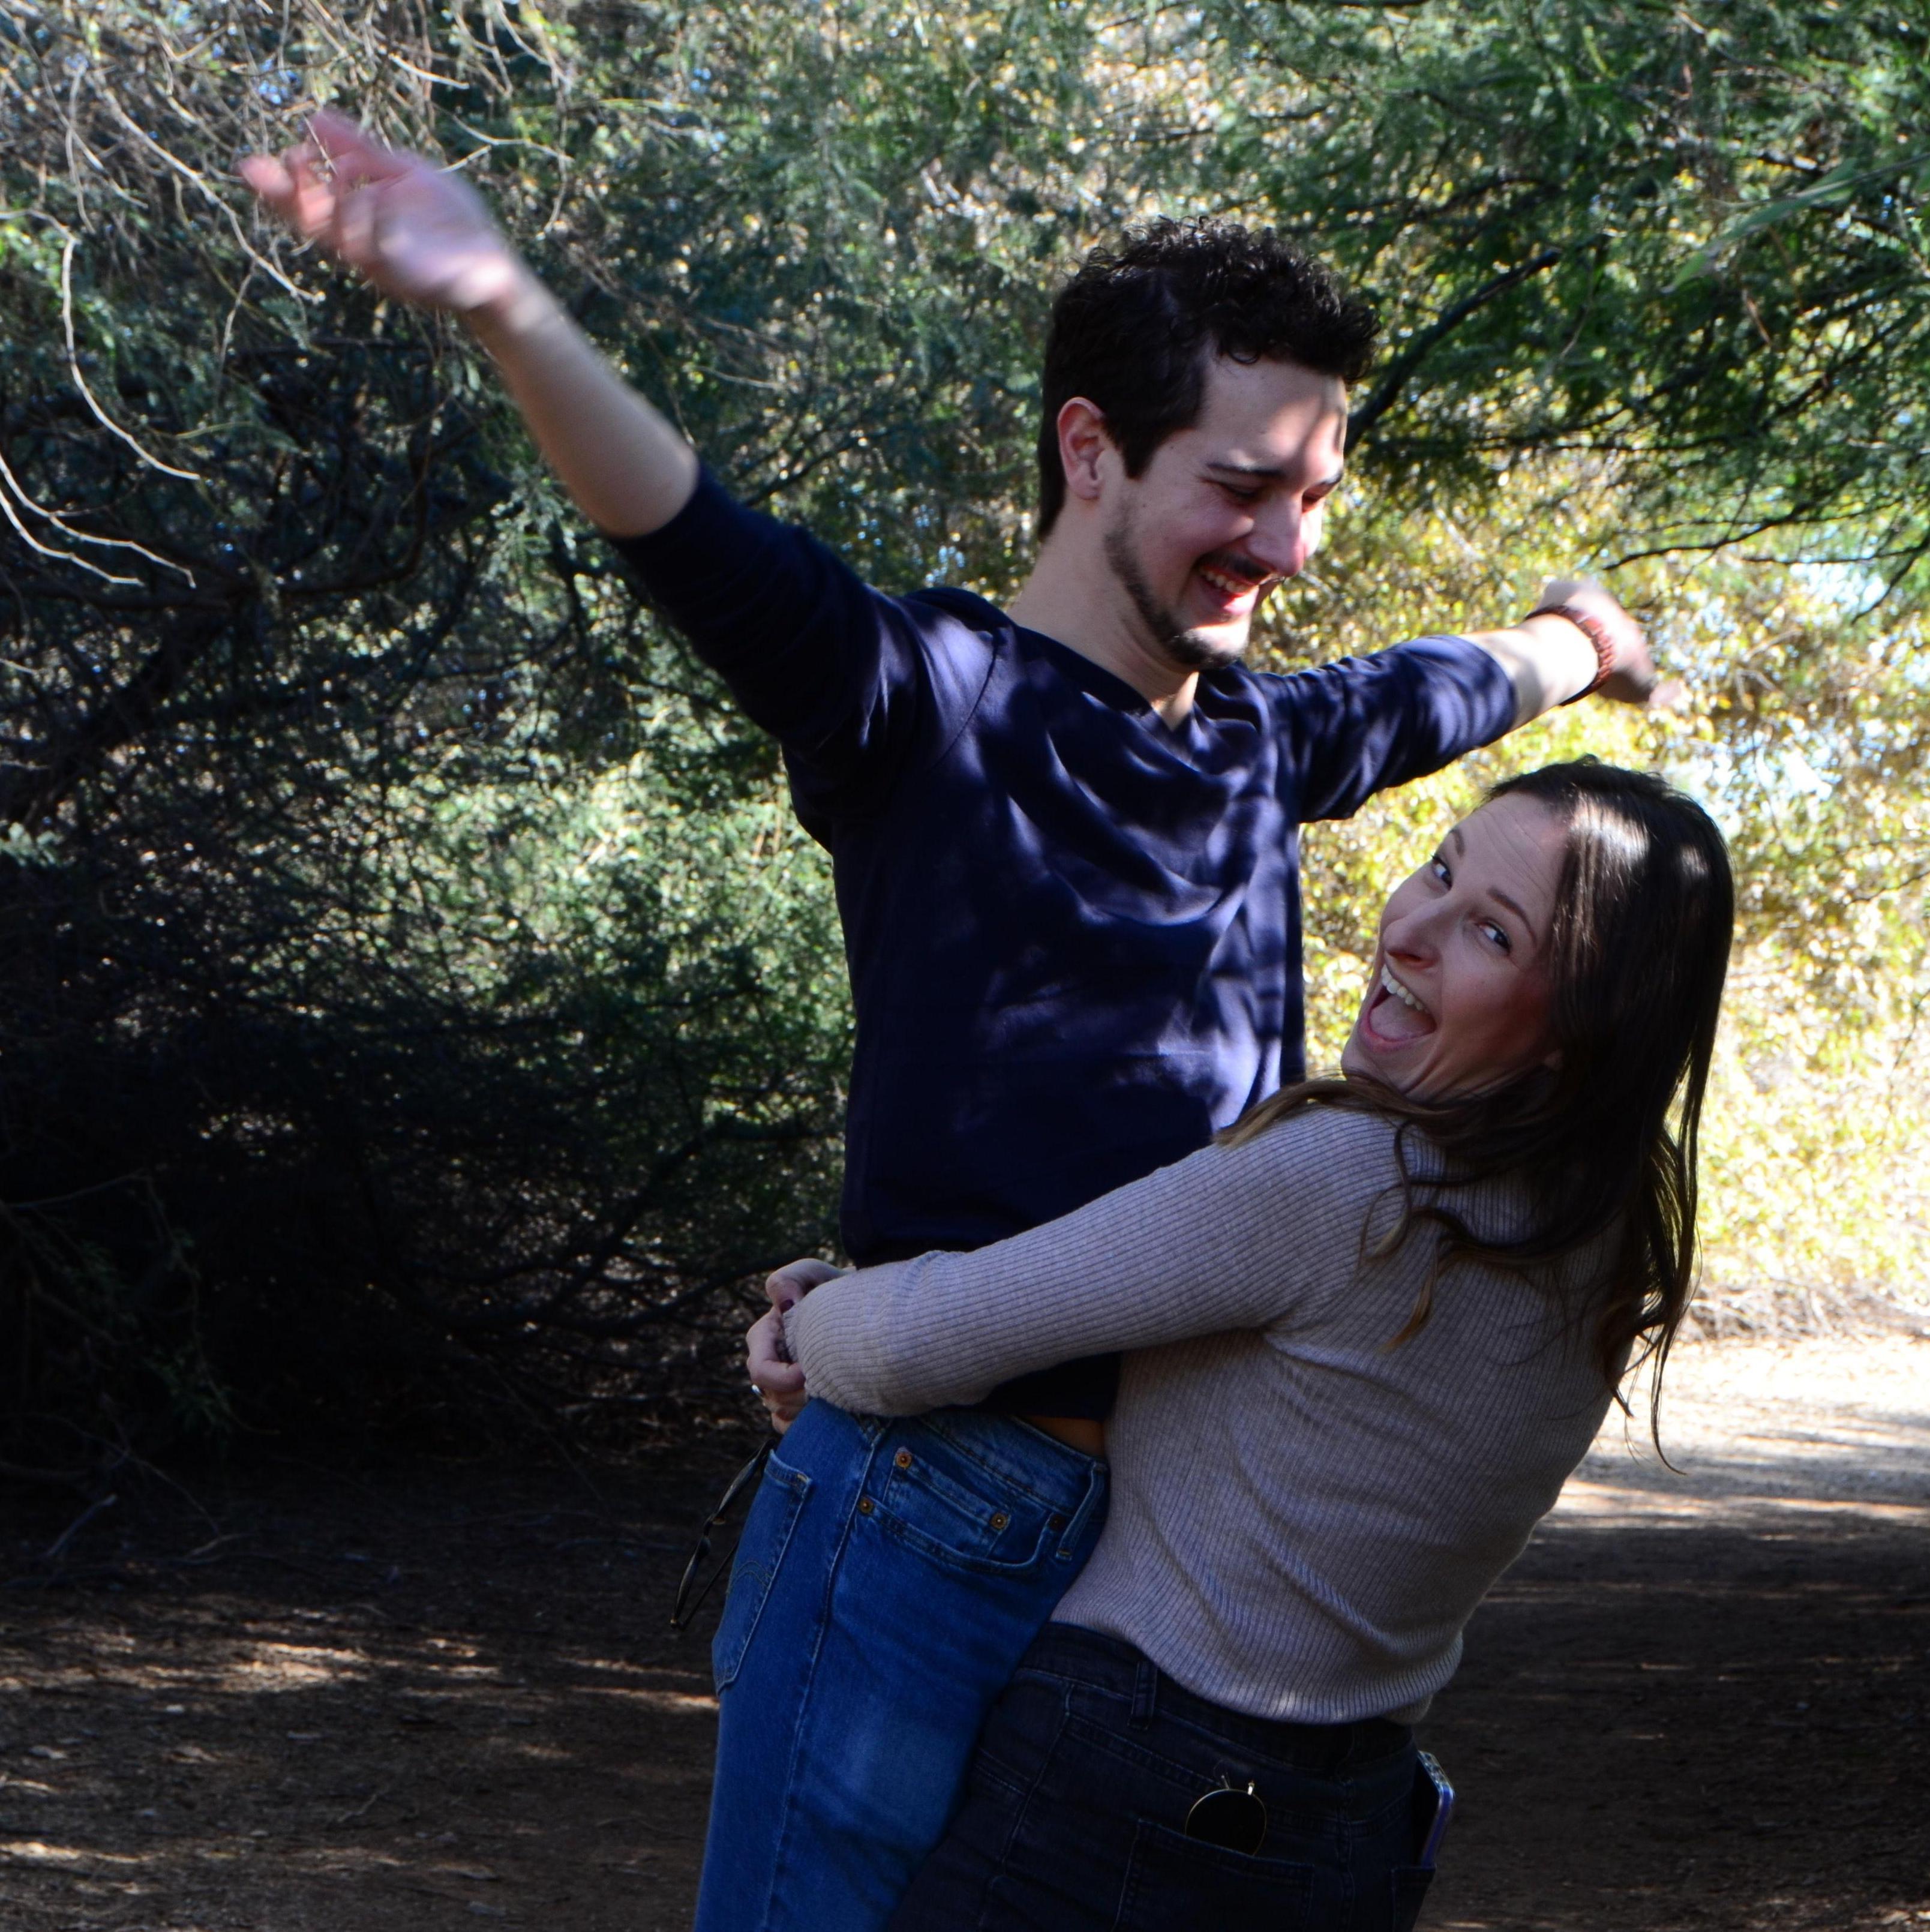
2, 1334, 1927, 1932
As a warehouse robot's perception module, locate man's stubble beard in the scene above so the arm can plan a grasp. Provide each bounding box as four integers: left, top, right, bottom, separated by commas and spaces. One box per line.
1101, 505, 1248, 676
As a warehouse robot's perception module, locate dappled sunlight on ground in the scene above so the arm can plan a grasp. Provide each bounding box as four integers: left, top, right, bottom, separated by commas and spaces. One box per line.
2, 1342, 1926, 1930
1568, 1334, 1930, 1520
0, 1452, 741, 1931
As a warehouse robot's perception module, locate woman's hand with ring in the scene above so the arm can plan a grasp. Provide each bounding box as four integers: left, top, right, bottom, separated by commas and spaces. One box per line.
747, 1309, 809, 1434
745, 1258, 845, 1433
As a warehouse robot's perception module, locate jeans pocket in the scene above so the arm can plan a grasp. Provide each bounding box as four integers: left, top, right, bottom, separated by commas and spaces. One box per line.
710, 1453, 811, 1694
874, 1427, 1076, 1576
1390, 1865, 1435, 1932
1115, 1818, 1317, 1932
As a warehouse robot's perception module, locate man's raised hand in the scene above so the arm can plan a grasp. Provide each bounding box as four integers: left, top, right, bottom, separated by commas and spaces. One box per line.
240, 110, 523, 317
1536, 578, 1685, 711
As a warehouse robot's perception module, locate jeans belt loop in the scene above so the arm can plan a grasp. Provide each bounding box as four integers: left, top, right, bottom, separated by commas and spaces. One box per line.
1130, 1658, 1158, 1729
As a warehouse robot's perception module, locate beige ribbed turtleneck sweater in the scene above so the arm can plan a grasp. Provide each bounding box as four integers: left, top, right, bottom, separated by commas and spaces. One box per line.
788, 1103, 1617, 1724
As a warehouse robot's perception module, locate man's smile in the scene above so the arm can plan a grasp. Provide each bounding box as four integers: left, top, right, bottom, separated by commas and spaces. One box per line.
1195, 554, 1280, 606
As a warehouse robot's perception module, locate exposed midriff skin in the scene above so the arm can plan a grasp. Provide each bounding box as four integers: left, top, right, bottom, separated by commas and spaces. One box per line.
1025, 1413, 1107, 1456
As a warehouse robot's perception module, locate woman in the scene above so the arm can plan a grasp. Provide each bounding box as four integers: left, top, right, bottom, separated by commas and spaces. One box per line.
745, 758, 1733, 1929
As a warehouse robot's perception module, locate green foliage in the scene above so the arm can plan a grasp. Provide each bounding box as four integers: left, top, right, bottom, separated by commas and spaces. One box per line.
1, 0, 1923, 1471
1192, 0, 1930, 580
1274, 485, 1929, 1324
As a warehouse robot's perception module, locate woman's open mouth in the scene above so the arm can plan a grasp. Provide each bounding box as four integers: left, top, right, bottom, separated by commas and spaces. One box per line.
1364, 963, 1437, 1043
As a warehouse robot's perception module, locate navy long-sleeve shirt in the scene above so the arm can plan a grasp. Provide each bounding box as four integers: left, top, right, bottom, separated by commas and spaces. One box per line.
613, 472, 1517, 1414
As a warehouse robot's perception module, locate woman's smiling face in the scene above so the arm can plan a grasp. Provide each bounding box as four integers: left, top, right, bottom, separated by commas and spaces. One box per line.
1341, 794, 1568, 1101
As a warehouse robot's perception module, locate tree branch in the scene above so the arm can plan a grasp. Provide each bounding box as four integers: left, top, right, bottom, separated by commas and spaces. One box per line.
1347, 248, 1565, 452
0, 601, 239, 827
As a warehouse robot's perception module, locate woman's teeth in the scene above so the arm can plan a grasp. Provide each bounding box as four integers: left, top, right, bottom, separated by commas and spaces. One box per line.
1380, 964, 1427, 1015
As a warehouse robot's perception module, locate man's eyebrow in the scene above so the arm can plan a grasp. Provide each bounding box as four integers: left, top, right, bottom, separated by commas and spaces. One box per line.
1206, 460, 1346, 490
1449, 827, 1466, 856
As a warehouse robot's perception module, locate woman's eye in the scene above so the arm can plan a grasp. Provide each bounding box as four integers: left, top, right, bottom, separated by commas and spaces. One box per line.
1481, 920, 1511, 952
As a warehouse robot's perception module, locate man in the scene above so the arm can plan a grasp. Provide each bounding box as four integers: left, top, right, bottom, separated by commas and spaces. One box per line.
243, 114, 1661, 1931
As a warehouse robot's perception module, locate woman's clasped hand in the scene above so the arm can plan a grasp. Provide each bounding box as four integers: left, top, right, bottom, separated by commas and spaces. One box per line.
746, 1259, 840, 1433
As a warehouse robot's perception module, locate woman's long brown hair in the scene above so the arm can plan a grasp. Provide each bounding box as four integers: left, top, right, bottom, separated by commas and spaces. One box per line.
1224, 760, 1734, 1412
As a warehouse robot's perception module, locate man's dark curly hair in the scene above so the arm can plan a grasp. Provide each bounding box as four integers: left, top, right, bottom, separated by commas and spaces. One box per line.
1036, 218, 1379, 536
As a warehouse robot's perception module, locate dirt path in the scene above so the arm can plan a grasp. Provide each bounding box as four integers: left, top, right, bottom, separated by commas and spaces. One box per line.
2, 1335, 1926, 1931
1421, 1335, 1930, 1931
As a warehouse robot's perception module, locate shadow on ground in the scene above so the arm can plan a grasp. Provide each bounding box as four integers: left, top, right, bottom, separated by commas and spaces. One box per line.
1, 1390, 1926, 1931
0, 1450, 745, 1932
1419, 1510, 1929, 1931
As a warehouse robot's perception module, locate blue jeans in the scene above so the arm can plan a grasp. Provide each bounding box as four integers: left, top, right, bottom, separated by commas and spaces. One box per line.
889, 1623, 1439, 1932
692, 1399, 1109, 1932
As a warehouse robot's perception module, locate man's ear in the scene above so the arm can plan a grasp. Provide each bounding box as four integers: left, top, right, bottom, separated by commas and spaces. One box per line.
1056, 397, 1115, 508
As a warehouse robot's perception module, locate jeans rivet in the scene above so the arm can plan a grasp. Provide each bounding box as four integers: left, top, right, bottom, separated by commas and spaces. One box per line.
989, 1511, 1009, 1532
1049, 1514, 1067, 1532
857, 1496, 875, 1516
894, 1448, 913, 1469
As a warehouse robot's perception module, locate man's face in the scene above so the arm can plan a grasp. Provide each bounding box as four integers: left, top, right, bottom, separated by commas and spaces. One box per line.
1100, 355, 1349, 673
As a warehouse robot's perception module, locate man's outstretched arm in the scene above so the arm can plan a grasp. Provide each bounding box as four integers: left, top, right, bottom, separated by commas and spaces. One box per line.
243, 111, 959, 818
241, 110, 695, 538
1285, 572, 1677, 830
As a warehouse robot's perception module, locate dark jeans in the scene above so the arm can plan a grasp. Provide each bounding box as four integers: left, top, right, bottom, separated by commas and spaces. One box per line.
889, 1623, 1440, 1932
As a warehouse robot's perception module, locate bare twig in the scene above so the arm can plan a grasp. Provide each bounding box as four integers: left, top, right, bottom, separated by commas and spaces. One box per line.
59, 235, 205, 486
0, 450, 141, 586
43, 1491, 118, 1562
332, 1784, 391, 1826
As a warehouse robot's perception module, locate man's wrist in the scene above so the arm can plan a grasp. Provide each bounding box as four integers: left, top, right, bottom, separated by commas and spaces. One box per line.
1526, 602, 1617, 704
463, 260, 562, 349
